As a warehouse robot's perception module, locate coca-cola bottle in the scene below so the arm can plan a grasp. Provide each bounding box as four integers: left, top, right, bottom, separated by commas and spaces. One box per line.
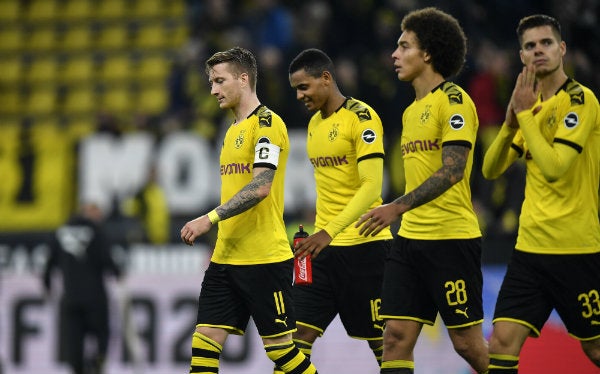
293, 224, 312, 285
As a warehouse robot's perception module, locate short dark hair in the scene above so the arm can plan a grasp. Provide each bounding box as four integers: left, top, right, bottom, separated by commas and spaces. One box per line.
401, 7, 466, 78
288, 48, 336, 80
205, 46, 258, 91
516, 14, 562, 46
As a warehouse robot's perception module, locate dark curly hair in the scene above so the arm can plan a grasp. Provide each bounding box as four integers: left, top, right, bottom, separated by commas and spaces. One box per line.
401, 7, 466, 79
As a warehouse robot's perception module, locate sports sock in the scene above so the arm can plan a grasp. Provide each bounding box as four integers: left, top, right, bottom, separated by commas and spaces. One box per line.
380, 359, 414, 373
189, 332, 222, 374
488, 353, 519, 373
265, 340, 317, 374
371, 343, 383, 365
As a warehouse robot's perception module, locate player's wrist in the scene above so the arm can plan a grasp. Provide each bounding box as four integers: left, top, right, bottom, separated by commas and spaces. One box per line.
207, 210, 220, 224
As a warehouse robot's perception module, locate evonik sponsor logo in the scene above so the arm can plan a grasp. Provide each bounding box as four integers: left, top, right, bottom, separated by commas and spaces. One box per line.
221, 163, 251, 175
310, 155, 349, 168
401, 139, 440, 156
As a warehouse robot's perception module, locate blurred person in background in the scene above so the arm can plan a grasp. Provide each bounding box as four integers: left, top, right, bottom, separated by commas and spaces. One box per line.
356, 7, 488, 373
42, 202, 123, 374
179, 46, 317, 374
283, 48, 393, 371
482, 14, 600, 372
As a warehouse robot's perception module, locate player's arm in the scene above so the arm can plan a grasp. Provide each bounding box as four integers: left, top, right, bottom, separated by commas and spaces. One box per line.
481, 123, 521, 180
517, 110, 582, 182
357, 143, 469, 236
323, 156, 383, 238
181, 141, 280, 245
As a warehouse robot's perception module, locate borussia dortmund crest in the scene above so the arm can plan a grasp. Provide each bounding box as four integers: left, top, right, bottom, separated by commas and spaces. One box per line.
329, 124, 339, 141
235, 130, 246, 149
420, 105, 432, 125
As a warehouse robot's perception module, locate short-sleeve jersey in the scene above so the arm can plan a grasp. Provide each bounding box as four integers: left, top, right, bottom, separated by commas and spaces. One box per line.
211, 105, 292, 265
511, 79, 600, 254
307, 97, 393, 245
399, 82, 481, 239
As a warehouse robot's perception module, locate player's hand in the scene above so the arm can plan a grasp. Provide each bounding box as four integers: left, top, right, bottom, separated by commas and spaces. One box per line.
511, 65, 540, 114
294, 230, 332, 259
355, 204, 398, 237
180, 215, 212, 246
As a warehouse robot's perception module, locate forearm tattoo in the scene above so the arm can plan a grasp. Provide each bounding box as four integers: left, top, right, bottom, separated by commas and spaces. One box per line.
215, 169, 276, 220
394, 145, 468, 209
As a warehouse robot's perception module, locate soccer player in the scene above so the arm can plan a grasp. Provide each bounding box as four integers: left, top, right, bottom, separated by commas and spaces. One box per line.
42, 203, 122, 374
482, 14, 600, 372
355, 8, 488, 374
180, 47, 317, 374
283, 48, 393, 370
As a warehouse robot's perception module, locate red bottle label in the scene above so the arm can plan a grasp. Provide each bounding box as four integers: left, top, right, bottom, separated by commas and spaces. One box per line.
293, 233, 312, 285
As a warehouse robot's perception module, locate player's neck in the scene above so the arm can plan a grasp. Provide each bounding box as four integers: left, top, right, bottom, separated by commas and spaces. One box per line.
320, 91, 346, 119
412, 71, 444, 100
233, 94, 261, 124
538, 69, 568, 102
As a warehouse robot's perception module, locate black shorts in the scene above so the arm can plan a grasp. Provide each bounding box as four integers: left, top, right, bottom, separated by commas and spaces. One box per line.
493, 250, 600, 340
293, 240, 390, 340
381, 236, 483, 328
196, 259, 296, 338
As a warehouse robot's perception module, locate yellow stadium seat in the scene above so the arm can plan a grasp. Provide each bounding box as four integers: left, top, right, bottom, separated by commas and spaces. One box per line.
0, 27, 23, 52
134, 24, 166, 49
97, 24, 130, 50
101, 85, 133, 113
0, 89, 22, 116
24, 87, 57, 116
24, 0, 58, 22
136, 55, 171, 81
61, 55, 96, 83
165, 0, 185, 18
131, 0, 164, 18
0, 57, 22, 84
99, 55, 132, 82
26, 26, 57, 52
61, 25, 94, 51
137, 84, 167, 114
63, 85, 97, 115
26, 57, 59, 84
96, 0, 127, 20
0, 0, 20, 22
59, 0, 94, 21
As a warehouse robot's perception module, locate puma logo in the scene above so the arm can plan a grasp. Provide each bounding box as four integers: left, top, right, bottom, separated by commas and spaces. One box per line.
591, 320, 600, 326
275, 317, 288, 327
373, 323, 384, 332
455, 307, 469, 319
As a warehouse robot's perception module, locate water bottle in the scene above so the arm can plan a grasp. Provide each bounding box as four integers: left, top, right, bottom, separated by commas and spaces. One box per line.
293, 224, 312, 285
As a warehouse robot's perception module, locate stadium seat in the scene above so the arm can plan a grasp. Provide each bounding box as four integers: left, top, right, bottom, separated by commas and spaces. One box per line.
99, 54, 132, 82
131, 0, 164, 18
101, 85, 133, 113
0, 26, 23, 53
26, 56, 59, 84
26, 26, 57, 52
0, 0, 20, 22
97, 24, 130, 50
0, 89, 22, 116
136, 55, 171, 81
137, 84, 168, 114
61, 55, 96, 83
134, 23, 166, 49
96, 0, 127, 20
24, 0, 58, 23
0, 57, 22, 84
63, 85, 97, 115
61, 25, 94, 52
59, 0, 94, 21
24, 87, 57, 116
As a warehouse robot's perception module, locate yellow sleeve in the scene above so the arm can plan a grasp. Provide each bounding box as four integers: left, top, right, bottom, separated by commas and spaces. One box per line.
517, 110, 580, 182
481, 123, 520, 180
323, 157, 383, 238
